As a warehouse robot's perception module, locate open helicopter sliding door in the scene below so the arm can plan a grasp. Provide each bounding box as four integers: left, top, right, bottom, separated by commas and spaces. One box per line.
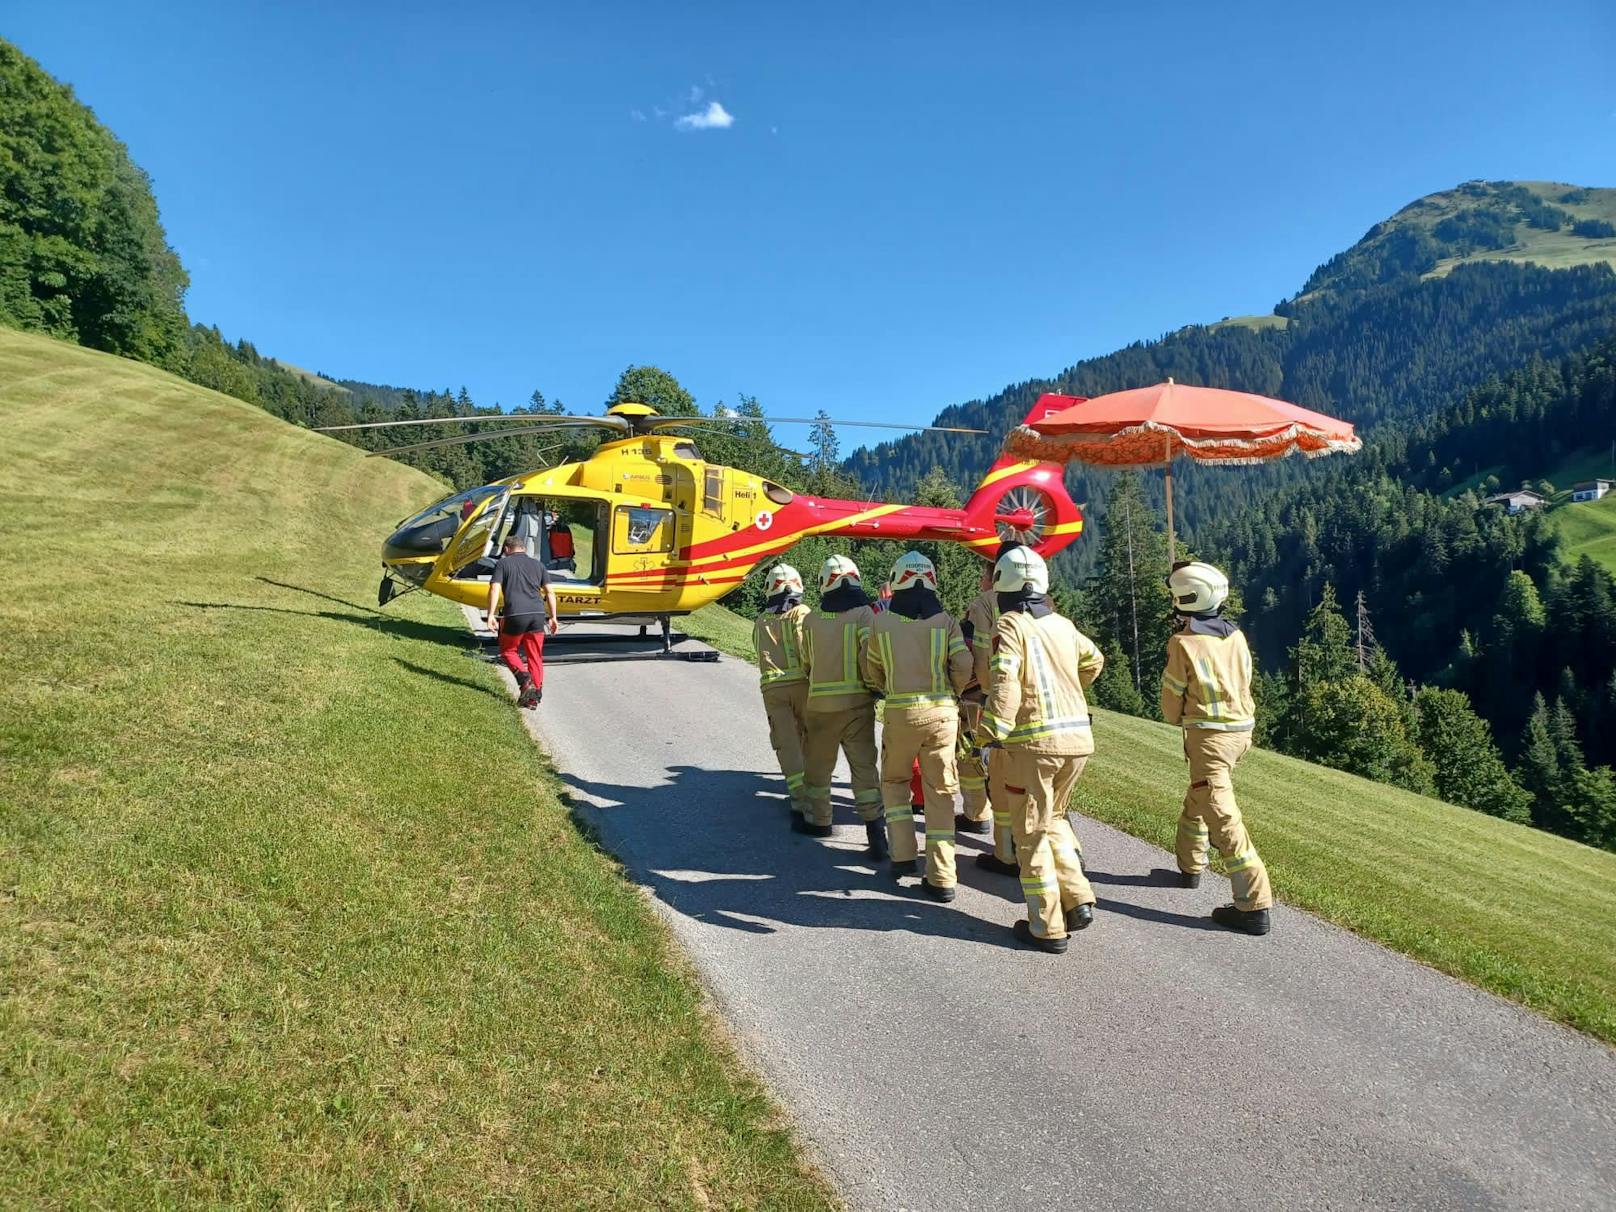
422, 485, 510, 608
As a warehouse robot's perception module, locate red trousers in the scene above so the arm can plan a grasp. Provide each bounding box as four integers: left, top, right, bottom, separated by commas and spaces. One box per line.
498, 626, 545, 688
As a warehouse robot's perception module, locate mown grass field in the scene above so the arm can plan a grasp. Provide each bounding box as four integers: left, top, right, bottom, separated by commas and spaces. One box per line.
0, 329, 834, 1209
686, 604, 1616, 1043
1553, 491, 1616, 574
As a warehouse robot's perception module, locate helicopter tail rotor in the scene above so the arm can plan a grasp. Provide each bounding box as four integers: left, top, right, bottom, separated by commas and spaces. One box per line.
961, 401, 1086, 559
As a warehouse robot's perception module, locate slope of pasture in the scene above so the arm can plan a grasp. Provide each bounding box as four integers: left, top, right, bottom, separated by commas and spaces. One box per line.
1553, 492, 1616, 573
0, 329, 832, 1209
687, 604, 1616, 1041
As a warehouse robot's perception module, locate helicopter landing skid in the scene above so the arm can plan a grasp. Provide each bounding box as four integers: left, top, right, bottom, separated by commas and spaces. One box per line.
540, 630, 720, 664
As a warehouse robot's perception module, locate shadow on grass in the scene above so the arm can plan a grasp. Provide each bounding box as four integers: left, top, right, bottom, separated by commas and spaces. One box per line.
393, 657, 507, 700
557, 763, 1021, 950
173, 601, 474, 650
254, 575, 380, 614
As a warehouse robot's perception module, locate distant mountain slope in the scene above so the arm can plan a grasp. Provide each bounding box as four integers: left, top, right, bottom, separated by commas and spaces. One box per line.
845, 180, 1616, 571
1294, 180, 1616, 301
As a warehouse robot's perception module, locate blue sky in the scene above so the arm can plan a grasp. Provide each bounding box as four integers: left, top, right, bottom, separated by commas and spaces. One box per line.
9, 2, 1615, 434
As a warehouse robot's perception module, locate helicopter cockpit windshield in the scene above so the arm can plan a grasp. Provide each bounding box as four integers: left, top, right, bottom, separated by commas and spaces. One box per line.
384, 486, 504, 561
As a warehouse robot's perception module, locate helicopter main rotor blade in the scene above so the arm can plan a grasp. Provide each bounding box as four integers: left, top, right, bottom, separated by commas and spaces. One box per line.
364, 425, 605, 458
643, 416, 985, 434
318, 414, 626, 433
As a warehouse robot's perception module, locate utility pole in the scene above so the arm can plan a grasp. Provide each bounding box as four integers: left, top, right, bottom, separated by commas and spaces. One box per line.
1124, 489, 1141, 693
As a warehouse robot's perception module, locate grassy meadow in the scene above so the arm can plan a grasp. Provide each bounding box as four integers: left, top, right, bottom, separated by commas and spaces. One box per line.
0, 329, 834, 1209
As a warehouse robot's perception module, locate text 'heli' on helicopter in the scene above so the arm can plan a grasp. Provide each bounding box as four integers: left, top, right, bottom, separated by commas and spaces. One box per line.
319, 399, 1085, 648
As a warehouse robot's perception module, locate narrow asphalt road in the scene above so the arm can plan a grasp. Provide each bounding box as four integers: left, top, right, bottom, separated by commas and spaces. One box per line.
486, 617, 1616, 1212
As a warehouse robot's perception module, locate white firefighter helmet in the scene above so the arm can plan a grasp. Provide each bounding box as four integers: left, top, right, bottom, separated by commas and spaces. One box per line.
992, 545, 1049, 595
889, 550, 937, 593
819, 554, 862, 593
765, 564, 803, 597
1166, 561, 1229, 614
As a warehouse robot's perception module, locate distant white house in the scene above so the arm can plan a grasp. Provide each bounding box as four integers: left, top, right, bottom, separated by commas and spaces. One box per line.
1572, 479, 1612, 503
1485, 489, 1547, 515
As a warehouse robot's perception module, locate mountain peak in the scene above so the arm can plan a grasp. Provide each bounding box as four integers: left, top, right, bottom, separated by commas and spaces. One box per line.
1287, 180, 1616, 306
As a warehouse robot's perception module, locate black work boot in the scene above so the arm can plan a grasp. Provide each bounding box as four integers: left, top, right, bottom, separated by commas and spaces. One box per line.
954, 813, 989, 835
864, 819, 889, 860
911, 800, 926, 815
1211, 903, 1271, 935
792, 816, 832, 838
889, 858, 919, 878
975, 852, 1019, 877
1011, 920, 1068, 954
1180, 870, 1202, 890
1064, 902, 1095, 932
921, 880, 956, 903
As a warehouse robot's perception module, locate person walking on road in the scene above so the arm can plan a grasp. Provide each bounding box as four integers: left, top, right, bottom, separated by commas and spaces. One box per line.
862, 552, 973, 900
979, 546, 1104, 954
1160, 561, 1273, 936
487, 533, 559, 708
962, 546, 1025, 874
799, 556, 886, 856
752, 564, 813, 819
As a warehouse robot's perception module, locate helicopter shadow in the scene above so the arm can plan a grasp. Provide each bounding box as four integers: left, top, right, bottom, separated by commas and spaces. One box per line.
558, 763, 1018, 949
253, 576, 381, 614
173, 600, 475, 650
392, 657, 507, 700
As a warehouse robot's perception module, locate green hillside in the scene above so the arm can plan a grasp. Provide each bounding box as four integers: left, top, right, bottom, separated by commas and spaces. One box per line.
1298, 180, 1616, 300
689, 602, 1616, 1043
0, 329, 831, 1208
1553, 494, 1616, 574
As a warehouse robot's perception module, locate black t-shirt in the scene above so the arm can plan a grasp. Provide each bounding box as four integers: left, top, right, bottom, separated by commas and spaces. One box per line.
491, 552, 551, 619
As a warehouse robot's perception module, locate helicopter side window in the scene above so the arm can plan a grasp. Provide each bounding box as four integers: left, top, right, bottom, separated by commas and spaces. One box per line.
613, 506, 674, 555
703, 466, 724, 514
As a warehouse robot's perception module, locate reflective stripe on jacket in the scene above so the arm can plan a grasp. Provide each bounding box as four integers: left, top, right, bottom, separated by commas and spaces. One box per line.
1160, 627, 1256, 731
802, 605, 877, 712
981, 610, 1104, 755
963, 588, 998, 696
752, 604, 810, 690
861, 610, 972, 713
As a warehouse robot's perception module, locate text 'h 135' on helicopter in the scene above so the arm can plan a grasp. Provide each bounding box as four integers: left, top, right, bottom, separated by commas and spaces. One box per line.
320, 397, 1084, 647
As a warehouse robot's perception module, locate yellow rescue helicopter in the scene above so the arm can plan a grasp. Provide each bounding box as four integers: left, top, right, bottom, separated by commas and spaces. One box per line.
320, 399, 1084, 651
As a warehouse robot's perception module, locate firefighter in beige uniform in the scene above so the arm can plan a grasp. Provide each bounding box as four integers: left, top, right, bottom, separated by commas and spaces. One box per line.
798, 556, 888, 858
964, 542, 1030, 876
1160, 561, 1273, 936
979, 547, 1104, 954
862, 552, 973, 900
752, 564, 812, 819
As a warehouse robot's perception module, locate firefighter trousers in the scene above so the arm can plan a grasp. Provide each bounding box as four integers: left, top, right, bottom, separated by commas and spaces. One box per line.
803, 701, 883, 827
881, 707, 960, 887
762, 682, 810, 815
987, 746, 1017, 865
957, 698, 991, 823
1005, 749, 1095, 941
1177, 730, 1272, 911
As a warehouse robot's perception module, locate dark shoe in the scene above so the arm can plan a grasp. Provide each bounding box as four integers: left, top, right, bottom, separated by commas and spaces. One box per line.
864, 820, 889, 860
1211, 904, 1271, 936
1064, 902, 1095, 932
974, 852, 1020, 877
792, 817, 833, 838
954, 813, 990, 835
1011, 919, 1068, 954
889, 858, 919, 877
1179, 870, 1202, 890
920, 880, 956, 903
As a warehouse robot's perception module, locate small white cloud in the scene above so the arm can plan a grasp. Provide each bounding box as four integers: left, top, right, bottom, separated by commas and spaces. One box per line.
770, 125, 779, 135
630, 108, 646, 122
688, 84, 705, 103
675, 100, 735, 131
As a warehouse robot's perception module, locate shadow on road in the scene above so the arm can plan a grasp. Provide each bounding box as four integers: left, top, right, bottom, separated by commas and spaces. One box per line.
558, 763, 1020, 950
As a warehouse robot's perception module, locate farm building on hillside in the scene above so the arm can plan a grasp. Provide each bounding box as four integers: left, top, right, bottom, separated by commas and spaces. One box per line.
1485, 489, 1547, 515
1572, 479, 1612, 502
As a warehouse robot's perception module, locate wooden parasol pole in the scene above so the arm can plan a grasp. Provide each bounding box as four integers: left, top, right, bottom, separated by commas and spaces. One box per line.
1163, 432, 1176, 563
